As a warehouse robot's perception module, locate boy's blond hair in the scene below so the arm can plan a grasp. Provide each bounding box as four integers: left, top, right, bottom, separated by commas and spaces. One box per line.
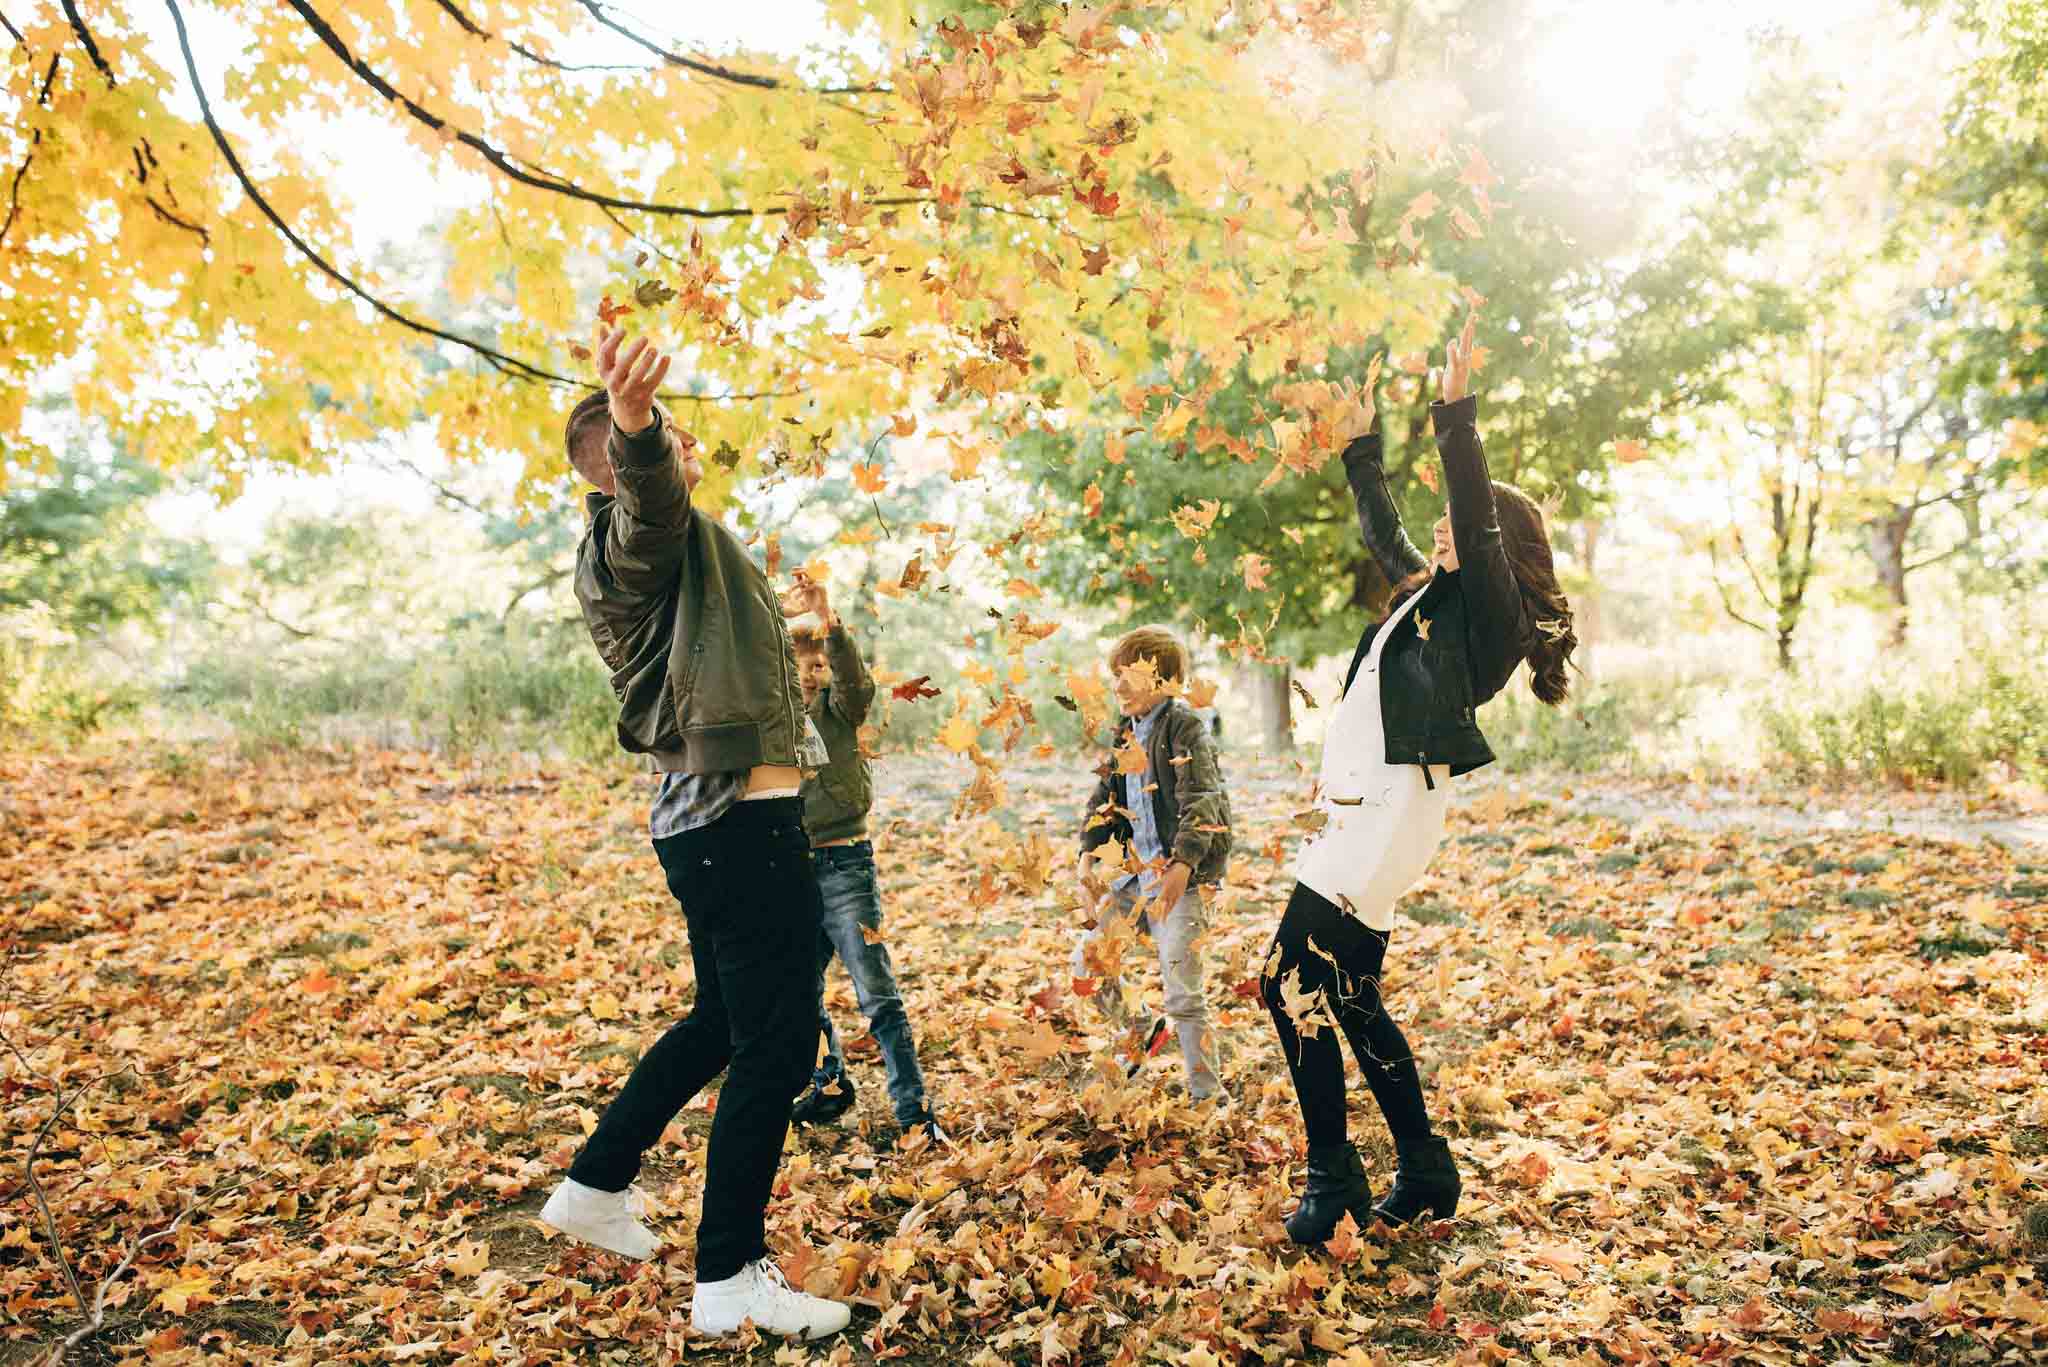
790, 624, 829, 657
1109, 625, 1188, 684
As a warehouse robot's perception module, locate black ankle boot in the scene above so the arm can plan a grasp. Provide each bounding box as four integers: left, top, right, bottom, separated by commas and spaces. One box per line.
1373, 1134, 1460, 1225
1284, 1143, 1375, 1246
791, 1069, 855, 1125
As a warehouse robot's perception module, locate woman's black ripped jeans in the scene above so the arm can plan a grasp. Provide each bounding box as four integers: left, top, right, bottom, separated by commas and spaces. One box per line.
1259, 881, 1433, 1151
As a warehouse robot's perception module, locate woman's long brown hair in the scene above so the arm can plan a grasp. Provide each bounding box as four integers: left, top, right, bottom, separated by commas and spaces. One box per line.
1389, 483, 1577, 705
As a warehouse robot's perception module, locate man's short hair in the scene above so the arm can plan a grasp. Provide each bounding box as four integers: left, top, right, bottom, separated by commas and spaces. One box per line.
1110, 625, 1188, 683
564, 390, 611, 480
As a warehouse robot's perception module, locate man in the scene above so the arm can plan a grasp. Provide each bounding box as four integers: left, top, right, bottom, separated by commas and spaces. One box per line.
536, 327, 849, 1341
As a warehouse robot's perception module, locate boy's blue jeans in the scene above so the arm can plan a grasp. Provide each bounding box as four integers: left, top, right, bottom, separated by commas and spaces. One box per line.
809, 841, 929, 1124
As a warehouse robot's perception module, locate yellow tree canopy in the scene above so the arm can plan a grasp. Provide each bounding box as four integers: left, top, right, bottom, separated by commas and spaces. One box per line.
2, 1, 1471, 497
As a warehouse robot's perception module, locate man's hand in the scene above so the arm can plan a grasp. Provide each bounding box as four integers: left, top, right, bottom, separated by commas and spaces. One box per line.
780, 572, 833, 625
596, 325, 671, 435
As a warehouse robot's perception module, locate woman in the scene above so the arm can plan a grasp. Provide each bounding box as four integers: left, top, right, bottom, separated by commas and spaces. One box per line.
1261, 330, 1576, 1244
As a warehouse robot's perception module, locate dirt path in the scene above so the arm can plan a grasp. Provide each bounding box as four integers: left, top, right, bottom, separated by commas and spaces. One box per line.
1453, 771, 2048, 852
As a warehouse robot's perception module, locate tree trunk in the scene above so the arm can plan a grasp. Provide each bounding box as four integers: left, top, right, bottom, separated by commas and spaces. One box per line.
1578, 519, 1602, 681
1242, 661, 1294, 752
1864, 505, 1913, 647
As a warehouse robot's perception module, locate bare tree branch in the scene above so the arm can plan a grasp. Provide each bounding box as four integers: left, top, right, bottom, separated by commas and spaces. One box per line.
286, 0, 917, 221
1, 1029, 120, 1342
143, 192, 208, 245
2, 10, 25, 45
1903, 540, 1974, 575
58, 0, 111, 86
428, 0, 648, 74
573, 0, 887, 95
241, 595, 329, 641
0, 54, 58, 249
1706, 536, 1771, 636
502, 567, 571, 621
164, 0, 586, 389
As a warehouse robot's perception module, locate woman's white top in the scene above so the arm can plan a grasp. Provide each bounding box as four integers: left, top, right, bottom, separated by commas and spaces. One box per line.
1294, 582, 1453, 930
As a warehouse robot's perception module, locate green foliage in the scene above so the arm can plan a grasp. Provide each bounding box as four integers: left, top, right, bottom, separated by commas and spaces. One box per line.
171, 622, 620, 761
1015, 2, 1811, 668
0, 635, 144, 744
0, 450, 208, 634
1759, 666, 2048, 785
1480, 676, 1693, 773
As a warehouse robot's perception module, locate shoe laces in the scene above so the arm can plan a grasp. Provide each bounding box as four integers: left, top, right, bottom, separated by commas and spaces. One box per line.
752, 1258, 807, 1310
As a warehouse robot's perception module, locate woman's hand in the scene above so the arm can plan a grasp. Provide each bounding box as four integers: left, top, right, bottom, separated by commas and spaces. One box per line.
1332, 379, 1378, 447
1438, 313, 1477, 405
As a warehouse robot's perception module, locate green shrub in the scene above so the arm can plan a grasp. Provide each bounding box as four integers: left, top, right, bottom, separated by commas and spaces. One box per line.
0, 633, 143, 744
1482, 677, 1691, 772
1761, 667, 2048, 785
166, 622, 619, 759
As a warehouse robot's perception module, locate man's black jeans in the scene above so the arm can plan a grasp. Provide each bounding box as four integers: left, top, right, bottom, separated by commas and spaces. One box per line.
567, 796, 823, 1282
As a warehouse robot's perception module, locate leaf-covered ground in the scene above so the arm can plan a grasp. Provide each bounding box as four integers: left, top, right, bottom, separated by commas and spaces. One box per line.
2, 749, 2045, 1366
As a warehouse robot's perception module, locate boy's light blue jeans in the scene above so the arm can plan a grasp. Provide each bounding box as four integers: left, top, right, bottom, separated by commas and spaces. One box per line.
810, 842, 929, 1125
1070, 880, 1221, 1099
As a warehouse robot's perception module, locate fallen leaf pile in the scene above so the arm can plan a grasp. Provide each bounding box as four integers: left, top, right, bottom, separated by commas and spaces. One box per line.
2, 750, 2044, 1365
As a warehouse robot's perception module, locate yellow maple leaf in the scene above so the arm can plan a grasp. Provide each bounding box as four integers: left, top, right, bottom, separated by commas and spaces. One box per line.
159, 1270, 214, 1315
937, 712, 980, 753
589, 993, 622, 1021
1170, 499, 1222, 540
949, 441, 985, 481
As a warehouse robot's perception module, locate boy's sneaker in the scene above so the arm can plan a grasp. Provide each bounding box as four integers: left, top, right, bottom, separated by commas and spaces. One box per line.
1124, 1016, 1172, 1078
882, 1103, 949, 1147
539, 1177, 661, 1260
791, 1070, 855, 1125
691, 1257, 852, 1339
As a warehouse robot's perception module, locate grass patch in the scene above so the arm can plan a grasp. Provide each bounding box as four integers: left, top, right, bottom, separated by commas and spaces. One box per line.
1918, 924, 2005, 961
1549, 915, 1620, 942
281, 929, 372, 958
1401, 897, 1468, 927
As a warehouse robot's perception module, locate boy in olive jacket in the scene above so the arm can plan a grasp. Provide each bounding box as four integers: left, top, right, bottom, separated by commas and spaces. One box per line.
1074, 626, 1233, 1102
784, 590, 942, 1142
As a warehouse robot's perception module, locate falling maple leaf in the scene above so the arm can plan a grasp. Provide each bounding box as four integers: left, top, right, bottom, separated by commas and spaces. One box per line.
1240, 553, 1271, 590
852, 462, 888, 494
1615, 438, 1649, 463
891, 676, 941, 702
936, 711, 979, 752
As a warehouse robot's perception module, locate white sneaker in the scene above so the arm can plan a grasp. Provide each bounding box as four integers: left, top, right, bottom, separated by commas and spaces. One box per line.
538, 1177, 661, 1260
691, 1258, 852, 1339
